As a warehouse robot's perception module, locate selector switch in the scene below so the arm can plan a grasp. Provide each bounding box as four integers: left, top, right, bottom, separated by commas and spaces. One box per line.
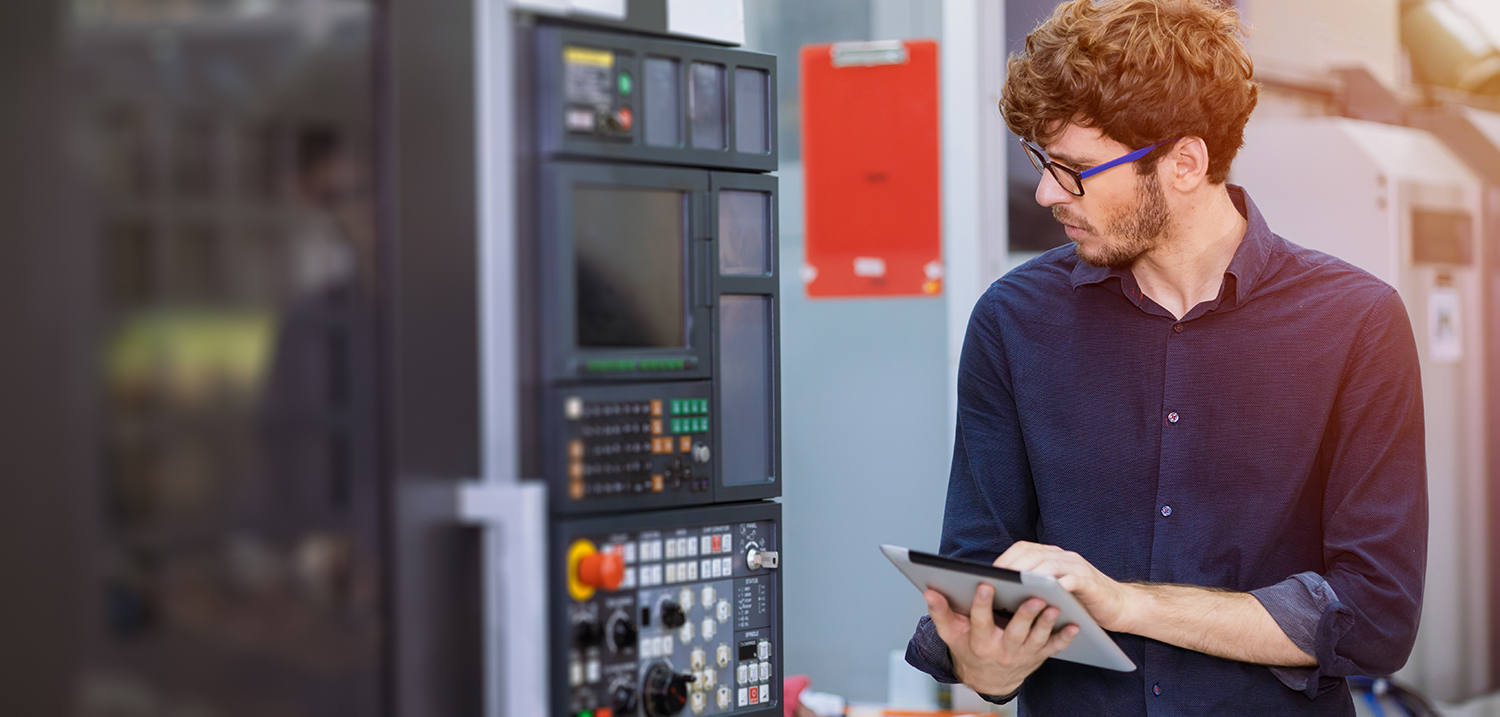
609, 614, 638, 651
643, 663, 695, 717
661, 600, 687, 629
574, 618, 603, 648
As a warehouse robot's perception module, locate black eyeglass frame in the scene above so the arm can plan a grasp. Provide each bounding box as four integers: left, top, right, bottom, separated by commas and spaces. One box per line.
1019, 136, 1180, 197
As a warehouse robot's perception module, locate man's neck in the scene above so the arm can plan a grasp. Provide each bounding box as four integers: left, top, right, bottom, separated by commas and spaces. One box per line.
1130, 186, 1247, 320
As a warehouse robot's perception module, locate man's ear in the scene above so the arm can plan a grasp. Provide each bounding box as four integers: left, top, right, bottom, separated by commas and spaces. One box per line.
1163, 136, 1211, 191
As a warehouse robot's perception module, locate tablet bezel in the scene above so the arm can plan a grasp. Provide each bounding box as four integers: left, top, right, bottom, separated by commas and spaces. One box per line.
883, 544, 1137, 672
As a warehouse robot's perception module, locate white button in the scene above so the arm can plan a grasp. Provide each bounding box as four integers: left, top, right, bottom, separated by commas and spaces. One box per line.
737, 688, 748, 707
702, 618, 716, 640
688, 561, 698, 581
680, 587, 695, 611
679, 621, 695, 643
691, 691, 705, 713
666, 564, 678, 583
623, 542, 637, 564
717, 643, 731, 667
702, 667, 716, 688
757, 640, 770, 660
701, 536, 713, 555
659, 635, 674, 653
758, 685, 769, 703
666, 540, 678, 559
722, 535, 731, 554
717, 599, 731, 623
680, 538, 692, 556
690, 648, 706, 671
759, 660, 770, 682
702, 585, 716, 606
717, 685, 731, 709
623, 567, 637, 589
586, 659, 601, 683
707, 559, 718, 578
569, 660, 583, 686
687, 538, 698, 557
721, 557, 733, 576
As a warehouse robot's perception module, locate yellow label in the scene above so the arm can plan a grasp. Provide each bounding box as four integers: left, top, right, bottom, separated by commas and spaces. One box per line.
564, 46, 614, 68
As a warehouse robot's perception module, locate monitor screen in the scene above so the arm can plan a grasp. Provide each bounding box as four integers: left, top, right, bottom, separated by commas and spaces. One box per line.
574, 186, 686, 348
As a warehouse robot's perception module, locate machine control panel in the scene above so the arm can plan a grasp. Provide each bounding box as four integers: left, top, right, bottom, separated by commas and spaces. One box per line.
557, 506, 781, 717
551, 383, 716, 514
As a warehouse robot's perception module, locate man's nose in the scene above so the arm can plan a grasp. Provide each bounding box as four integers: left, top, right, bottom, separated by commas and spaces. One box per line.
1035, 169, 1073, 208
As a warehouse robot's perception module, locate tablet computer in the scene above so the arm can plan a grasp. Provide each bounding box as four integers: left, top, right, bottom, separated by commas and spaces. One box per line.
882, 544, 1136, 672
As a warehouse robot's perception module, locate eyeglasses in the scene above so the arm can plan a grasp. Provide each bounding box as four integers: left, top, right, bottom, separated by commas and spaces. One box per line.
1020, 137, 1180, 197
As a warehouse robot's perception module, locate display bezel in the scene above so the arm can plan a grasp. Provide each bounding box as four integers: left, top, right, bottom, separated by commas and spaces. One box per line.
541, 162, 713, 383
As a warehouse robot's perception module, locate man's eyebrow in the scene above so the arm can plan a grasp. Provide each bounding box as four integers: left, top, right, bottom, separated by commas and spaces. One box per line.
1046, 150, 1095, 168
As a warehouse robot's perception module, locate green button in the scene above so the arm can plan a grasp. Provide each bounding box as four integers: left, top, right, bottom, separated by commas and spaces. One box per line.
618, 72, 633, 96
698, 398, 709, 414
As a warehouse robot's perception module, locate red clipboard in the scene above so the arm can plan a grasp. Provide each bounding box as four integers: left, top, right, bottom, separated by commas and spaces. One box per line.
800, 39, 942, 298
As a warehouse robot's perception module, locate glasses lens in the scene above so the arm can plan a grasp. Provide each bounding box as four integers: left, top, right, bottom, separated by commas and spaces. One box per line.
1049, 166, 1083, 196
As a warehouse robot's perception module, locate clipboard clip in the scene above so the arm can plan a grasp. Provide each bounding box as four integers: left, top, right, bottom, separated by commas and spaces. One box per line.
830, 40, 909, 67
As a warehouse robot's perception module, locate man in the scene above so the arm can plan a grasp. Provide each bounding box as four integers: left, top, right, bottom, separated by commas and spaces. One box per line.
905, 0, 1427, 714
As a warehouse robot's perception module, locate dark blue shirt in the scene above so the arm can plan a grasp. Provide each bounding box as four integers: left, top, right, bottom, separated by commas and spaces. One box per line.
906, 186, 1427, 716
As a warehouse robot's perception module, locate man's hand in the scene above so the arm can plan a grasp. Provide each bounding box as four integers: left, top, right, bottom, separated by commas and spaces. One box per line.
994, 541, 1139, 633
923, 584, 1080, 697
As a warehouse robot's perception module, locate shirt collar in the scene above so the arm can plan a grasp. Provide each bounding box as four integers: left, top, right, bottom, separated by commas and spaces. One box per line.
1069, 184, 1275, 308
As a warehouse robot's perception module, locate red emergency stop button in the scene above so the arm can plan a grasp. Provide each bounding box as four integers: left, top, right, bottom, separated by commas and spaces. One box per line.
579, 550, 625, 591
615, 107, 633, 131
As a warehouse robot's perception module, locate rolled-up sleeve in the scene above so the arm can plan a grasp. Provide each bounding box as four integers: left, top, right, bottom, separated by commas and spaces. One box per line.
1257, 289, 1427, 698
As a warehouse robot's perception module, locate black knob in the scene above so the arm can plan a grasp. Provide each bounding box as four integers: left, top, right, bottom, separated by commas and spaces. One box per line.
642, 663, 695, 717
610, 615, 638, 650
612, 684, 639, 714
660, 600, 686, 629
574, 619, 603, 648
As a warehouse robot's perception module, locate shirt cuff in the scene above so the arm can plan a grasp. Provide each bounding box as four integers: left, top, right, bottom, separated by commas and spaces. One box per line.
1250, 571, 1355, 698
905, 615, 1020, 704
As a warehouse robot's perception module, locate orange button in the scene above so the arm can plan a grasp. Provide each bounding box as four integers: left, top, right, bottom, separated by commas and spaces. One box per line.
651, 419, 663, 435
570, 461, 584, 479
569, 480, 584, 500
568, 440, 584, 460
578, 550, 625, 591
596, 709, 613, 717
652, 474, 664, 492
651, 399, 662, 416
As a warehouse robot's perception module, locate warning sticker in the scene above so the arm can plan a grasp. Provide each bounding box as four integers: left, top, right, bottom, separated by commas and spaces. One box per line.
564, 46, 614, 106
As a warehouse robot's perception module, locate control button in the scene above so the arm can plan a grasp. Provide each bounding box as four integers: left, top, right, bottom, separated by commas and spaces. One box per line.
615, 107, 634, 131
690, 647, 706, 671
661, 600, 686, 629
687, 562, 698, 580
716, 685, 731, 709
702, 617, 716, 640
665, 540, 677, 559
679, 587, 695, 612
569, 480, 584, 500
759, 660, 769, 682
579, 550, 626, 591
689, 690, 705, 714
598, 707, 614, 717
701, 585, 716, 606
679, 620, 694, 643
737, 687, 748, 707
1167, 411, 1180, 424
1161, 505, 1172, 517
716, 643, 730, 668
652, 419, 663, 435
586, 658, 601, 683
686, 537, 698, 557
693, 443, 710, 464
569, 659, 583, 687
619, 71, 634, 95
651, 399, 663, 416
759, 685, 769, 704
701, 667, 715, 689
566, 106, 595, 132
722, 535, 731, 554
748, 686, 758, 704
736, 664, 748, 684
666, 564, 678, 583
622, 567, 637, 589
757, 640, 771, 660
680, 435, 692, 453
565, 396, 584, 420
716, 599, 731, 623
652, 474, 664, 492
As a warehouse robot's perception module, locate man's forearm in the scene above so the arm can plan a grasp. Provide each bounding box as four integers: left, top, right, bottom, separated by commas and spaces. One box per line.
1122, 583, 1316, 667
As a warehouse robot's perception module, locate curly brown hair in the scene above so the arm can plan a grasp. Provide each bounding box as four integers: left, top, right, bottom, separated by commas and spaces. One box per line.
1001, 0, 1259, 184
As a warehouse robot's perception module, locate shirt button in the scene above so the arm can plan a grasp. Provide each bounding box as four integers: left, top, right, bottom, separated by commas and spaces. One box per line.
1167, 411, 1179, 424
1173, 323, 1183, 333
1161, 505, 1172, 517
1153, 684, 1162, 696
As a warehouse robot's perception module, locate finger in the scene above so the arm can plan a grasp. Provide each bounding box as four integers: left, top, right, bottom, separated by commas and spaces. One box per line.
1041, 624, 1082, 657
1002, 598, 1046, 647
968, 584, 997, 637
993, 541, 1035, 567
923, 590, 958, 641
1024, 606, 1061, 649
